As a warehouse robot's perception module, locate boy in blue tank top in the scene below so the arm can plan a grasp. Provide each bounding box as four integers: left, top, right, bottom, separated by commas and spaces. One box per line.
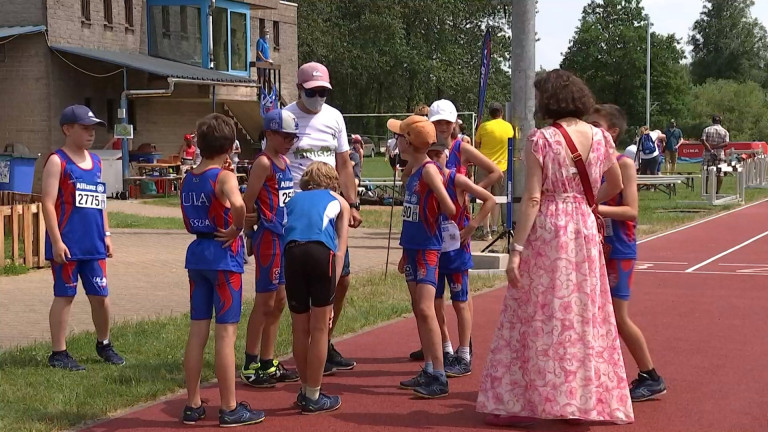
240, 109, 300, 388
588, 104, 666, 402
387, 115, 456, 398
179, 114, 265, 427
283, 162, 350, 414
41, 105, 124, 371
425, 142, 496, 379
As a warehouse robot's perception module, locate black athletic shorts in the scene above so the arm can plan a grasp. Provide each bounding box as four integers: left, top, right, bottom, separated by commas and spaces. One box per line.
284, 241, 336, 314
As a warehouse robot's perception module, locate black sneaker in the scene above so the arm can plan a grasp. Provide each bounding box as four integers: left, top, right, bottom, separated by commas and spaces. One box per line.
218, 401, 265, 427
443, 351, 457, 368
409, 348, 424, 361
327, 343, 356, 371
241, 364, 277, 388
469, 338, 473, 356
301, 392, 342, 415
264, 360, 300, 383
181, 404, 206, 424
295, 389, 306, 408
412, 371, 449, 399
323, 362, 336, 376
399, 369, 427, 390
445, 356, 471, 377
48, 351, 86, 371
96, 342, 126, 366
630, 373, 667, 401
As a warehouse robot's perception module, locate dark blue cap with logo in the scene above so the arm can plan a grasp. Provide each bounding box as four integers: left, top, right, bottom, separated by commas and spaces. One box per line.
59, 105, 106, 127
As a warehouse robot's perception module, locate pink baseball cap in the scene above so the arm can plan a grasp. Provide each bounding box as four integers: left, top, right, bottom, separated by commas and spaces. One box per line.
298, 62, 332, 89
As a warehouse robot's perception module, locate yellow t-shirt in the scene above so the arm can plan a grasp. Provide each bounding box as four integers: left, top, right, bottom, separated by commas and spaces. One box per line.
476, 118, 514, 172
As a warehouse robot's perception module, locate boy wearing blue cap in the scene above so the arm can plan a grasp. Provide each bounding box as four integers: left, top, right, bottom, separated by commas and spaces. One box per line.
240, 109, 301, 387
41, 104, 125, 371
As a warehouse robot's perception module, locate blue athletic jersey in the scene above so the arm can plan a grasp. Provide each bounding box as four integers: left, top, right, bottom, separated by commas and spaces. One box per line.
603, 154, 637, 259
439, 170, 473, 272
254, 153, 293, 235
446, 138, 466, 175
45, 149, 107, 261
400, 161, 443, 250
181, 167, 244, 272
284, 189, 341, 252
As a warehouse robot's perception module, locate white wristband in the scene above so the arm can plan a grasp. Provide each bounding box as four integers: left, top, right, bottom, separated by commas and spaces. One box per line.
105, 232, 111, 237
512, 242, 524, 252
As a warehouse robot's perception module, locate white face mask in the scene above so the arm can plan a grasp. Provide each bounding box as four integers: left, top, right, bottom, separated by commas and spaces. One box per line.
301, 92, 326, 113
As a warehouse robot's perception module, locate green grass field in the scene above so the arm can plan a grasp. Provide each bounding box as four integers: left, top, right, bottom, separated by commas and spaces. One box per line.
0, 271, 504, 432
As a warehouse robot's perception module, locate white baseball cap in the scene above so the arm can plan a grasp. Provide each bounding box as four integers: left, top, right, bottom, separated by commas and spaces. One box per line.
263, 109, 299, 134
428, 99, 458, 123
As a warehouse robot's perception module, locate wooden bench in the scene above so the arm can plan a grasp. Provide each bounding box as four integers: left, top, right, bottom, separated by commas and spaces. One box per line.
637, 175, 684, 198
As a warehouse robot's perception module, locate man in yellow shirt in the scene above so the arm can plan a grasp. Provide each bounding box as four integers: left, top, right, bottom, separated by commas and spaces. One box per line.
475, 102, 514, 240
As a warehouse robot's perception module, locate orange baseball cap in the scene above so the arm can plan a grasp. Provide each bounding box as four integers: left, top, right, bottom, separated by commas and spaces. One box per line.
387, 115, 436, 150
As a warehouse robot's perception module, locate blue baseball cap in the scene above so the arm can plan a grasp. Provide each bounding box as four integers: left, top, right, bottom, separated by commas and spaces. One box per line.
59, 105, 106, 127
263, 109, 299, 134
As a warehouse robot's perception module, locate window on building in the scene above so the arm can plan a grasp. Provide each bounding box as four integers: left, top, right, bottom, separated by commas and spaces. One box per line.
149, 4, 203, 66
259, 18, 265, 36
212, 7, 229, 71
180, 6, 189, 36
124, 0, 134, 27
230, 12, 247, 71
104, 0, 113, 24
272, 21, 280, 49
81, 0, 91, 21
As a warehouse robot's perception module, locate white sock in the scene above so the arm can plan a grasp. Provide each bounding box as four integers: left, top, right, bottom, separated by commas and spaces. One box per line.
306, 386, 321, 401
99, 338, 110, 345
457, 346, 471, 362
424, 361, 434, 372
443, 341, 454, 355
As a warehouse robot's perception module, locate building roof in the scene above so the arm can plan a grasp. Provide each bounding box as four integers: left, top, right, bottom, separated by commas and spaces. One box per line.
51, 45, 256, 85
0, 26, 46, 38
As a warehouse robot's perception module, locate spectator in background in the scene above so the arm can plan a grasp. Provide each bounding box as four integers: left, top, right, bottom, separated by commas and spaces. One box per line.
230, 139, 241, 165
637, 126, 665, 175
350, 134, 364, 168
349, 145, 362, 186
456, 120, 472, 145
179, 134, 197, 165
256, 28, 272, 64
475, 102, 514, 238
701, 115, 729, 194
414, 104, 429, 118
663, 120, 683, 172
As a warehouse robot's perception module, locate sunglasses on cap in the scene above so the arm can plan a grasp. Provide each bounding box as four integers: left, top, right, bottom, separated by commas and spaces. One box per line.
277, 131, 299, 143
303, 88, 330, 98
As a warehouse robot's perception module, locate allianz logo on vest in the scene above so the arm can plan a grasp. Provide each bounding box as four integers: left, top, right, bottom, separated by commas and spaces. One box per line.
76, 182, 99, 191
279, 179, 293, 189
182, 192, 210, 206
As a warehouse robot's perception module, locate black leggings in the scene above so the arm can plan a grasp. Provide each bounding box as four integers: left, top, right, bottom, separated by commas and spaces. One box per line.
284, 241, 336, 314
639, 155, 660, 175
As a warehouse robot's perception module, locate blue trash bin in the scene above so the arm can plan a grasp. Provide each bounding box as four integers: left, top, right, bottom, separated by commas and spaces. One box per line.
0, 154, 39, 193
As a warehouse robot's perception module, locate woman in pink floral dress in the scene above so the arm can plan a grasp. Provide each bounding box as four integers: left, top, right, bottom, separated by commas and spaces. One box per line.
477, 70, 634, 426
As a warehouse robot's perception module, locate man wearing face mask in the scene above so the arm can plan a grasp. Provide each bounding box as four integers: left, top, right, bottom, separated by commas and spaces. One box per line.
284, 62, 362, 375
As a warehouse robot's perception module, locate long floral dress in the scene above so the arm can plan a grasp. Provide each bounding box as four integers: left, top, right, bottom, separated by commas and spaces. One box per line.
476, 125, 634, 424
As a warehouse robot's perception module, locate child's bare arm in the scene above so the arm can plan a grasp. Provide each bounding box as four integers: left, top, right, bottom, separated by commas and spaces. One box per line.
215, 171, 246, 247
331, 191, 350, 283
41, 155, 69, 263
423, 164, 455, 217
242, 157, 270, 230
456, 174, 495, 240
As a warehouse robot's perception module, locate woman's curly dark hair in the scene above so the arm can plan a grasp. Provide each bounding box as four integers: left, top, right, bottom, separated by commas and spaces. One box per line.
534, 69, 595, 121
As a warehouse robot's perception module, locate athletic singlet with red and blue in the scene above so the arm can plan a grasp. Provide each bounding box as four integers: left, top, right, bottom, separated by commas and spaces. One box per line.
254, 153, 293, 235
44, 149, 106, 261
446, 138, 466, 175
439, 169, 473, 272
603, 154, 637, 259
181, 167, 244, 272
400, 161, 443, 250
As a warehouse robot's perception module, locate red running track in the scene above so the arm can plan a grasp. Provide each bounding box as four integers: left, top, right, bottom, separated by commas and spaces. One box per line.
83, 200, 768, 432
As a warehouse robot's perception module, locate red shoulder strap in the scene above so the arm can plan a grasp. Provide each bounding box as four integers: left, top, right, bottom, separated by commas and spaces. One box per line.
552, 122, 596, 209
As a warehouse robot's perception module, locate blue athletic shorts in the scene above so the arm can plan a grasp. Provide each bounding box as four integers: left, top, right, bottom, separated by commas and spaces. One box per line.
51, 259, 108, 297
252, 228, 284, 293
341, 248, 350, 277
607, 259, 635, 301
402, 248, 439, 288
436, 270, 469, 302
188, 270, 243, 324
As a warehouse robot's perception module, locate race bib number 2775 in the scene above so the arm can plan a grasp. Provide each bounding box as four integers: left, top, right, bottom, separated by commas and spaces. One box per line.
75, 182, 107, 210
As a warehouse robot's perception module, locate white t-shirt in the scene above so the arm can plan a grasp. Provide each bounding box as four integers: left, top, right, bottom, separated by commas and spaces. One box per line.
386, 138, 398, 156
284, 102, 349, 187
638, 130, 662, 160
623, 144, 639, 168
230, 140, 240, 164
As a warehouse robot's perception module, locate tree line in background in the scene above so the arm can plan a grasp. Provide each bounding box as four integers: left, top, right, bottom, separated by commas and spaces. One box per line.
296, 0, 768, 146
562, 0, 768, 145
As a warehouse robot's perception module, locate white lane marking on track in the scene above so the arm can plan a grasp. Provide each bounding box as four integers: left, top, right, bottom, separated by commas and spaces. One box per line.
638, 198, 768, 244
635, 269, 768, 276
638, 261, 689, 265
685, 231, 768, 272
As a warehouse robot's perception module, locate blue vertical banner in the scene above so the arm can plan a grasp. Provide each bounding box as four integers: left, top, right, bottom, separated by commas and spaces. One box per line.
476, 29, 492, 130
